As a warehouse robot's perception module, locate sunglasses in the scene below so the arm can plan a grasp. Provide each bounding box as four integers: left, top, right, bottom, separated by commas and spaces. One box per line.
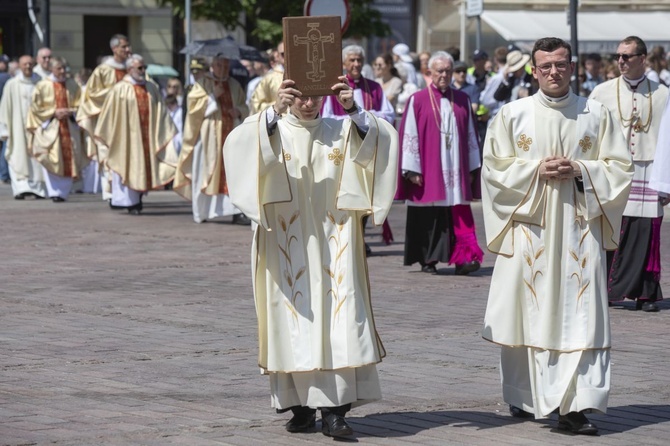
614, 53, 642, 62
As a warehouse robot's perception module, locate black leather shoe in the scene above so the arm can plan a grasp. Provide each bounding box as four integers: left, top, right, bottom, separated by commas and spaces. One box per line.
421, 264, 438, 274
285, 412, 316, 433
509, 404, 534, 418
637, 301, 660, 312
557, 411, 598, 435
52, 197, 66, 202
321, 412, 353, 438
232, 213, 251, 225
455, 260, 480, 275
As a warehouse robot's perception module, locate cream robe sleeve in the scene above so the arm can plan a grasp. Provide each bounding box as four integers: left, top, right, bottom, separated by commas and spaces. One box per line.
481, 104, 548, 256
223, 109, 290, 230
575, 101, 634, 250
337, 111, 399, 225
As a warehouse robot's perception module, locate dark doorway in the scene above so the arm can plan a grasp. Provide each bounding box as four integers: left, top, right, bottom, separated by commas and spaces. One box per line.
0, 0, 30, 57
83, 15, 128, 69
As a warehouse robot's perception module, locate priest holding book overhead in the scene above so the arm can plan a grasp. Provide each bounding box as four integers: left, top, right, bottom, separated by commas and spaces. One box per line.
223, 15, 399, 440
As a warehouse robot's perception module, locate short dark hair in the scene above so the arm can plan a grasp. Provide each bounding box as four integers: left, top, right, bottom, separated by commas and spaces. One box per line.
531, 37, 572, 66
620, 36, 647, 56
585, 53, 602, 63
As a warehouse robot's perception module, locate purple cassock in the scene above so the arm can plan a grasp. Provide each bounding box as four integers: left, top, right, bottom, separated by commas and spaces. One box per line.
322, 74, 386, 114
394, 82, 481, 202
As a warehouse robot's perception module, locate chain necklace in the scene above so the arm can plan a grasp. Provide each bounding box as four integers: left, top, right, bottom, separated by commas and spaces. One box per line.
616, 77, 652, 133
428, 85, 454, 136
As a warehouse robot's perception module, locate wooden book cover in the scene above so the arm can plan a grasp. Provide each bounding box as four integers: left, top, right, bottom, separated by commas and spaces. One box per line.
282, 15, 342, 96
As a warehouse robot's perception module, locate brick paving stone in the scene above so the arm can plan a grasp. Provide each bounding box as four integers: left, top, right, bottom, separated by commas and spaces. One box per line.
1, 183, 670, 445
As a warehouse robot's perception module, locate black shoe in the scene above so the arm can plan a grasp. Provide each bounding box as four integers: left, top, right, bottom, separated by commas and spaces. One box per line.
51, 197, 66, 202
232, 213, 251, 225
126, 203, 142, 215
509, 404, 534, 418
639, 301, 660, 312
14, 194, 25, 200
557, 411, 598, 435
285, 412, 316, 433
421, 264, 438, 274
365, 243, 372, 257
321, 412, 353, 438
455, 260, 481, 276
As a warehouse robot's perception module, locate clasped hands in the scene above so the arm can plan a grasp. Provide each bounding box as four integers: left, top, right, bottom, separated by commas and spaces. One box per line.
273, 76, 355, 115
539, 156, 581, 181
54, 108, 71, 120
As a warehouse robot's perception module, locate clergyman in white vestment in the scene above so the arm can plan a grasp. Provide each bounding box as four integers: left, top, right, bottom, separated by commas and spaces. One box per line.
481, 38, 633, 436
0, 55, 46, 199
224, 77, 398, 439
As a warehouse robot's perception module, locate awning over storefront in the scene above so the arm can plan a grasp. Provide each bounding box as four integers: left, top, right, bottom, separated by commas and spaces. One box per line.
480, 10, 670, 53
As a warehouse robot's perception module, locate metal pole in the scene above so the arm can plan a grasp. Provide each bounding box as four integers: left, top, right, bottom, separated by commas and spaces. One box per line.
569, 0, 579, 94
43, 0, 50, 47
476, 16, 481, 51
185, 0, 192, 80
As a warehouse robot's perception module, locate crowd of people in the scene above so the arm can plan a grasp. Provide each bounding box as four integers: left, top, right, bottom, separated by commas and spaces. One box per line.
1, 30, 669, 440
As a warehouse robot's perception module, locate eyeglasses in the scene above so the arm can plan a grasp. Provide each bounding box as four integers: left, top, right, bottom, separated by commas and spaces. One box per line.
614, 53, 642, 62
373, 63, 384, 67
135, 65, 147, 71
536, 61, 570, 75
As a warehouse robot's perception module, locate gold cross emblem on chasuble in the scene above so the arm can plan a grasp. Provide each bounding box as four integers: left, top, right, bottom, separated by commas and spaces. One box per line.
328, 148, 344, 166
516, 134, 532, 152
579, 136, 592, 152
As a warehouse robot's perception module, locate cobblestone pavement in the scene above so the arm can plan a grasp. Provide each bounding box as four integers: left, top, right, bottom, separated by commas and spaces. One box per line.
1, 182, 669, 445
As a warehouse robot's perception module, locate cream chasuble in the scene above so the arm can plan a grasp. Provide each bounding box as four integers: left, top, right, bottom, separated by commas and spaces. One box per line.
0, 73, 46, 196
482, 93, 632, 351
223, 110, 398, 377
590, 77, 668, 218
27, 78, 86, 179
249, 67, 283, 114
76, 60, 126, 159
173, 75, 248, 222
94, 77, 177, 192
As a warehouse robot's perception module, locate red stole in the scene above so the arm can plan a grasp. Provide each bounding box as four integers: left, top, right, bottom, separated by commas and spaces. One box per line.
53, 81, 73, 178
133, 83, 152, 190
114, 69, 126, 83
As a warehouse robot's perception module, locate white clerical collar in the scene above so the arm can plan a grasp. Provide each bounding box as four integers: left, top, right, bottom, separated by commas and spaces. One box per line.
539, 90, 570, 103
49, 73, 66, 83
622, 74, 645, 89
16, 72, 39, 83
125, 75, 145, 86
104, 57, 126, 70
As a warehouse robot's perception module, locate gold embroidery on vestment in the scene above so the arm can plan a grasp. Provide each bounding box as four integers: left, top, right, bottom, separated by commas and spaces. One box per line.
579, 136, 592, 152
324, 211, 348, 326
570, 229, 591, 304
278, 211, 303, 324
327, 148, 344, 166
521, 226, 544, 308
517, 134, 532, 152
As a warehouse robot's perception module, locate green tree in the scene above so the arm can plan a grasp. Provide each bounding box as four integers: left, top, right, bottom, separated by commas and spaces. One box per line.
158, 0, 390, 48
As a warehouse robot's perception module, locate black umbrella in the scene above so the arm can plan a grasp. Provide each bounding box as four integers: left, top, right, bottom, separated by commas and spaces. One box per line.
179, 38, 241, 59
239, 44, 267, 62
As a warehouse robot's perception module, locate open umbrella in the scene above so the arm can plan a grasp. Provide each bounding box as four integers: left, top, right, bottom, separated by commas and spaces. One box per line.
180, 38, 241, 59
239, 44, 267, 62
146, 64, 179, 77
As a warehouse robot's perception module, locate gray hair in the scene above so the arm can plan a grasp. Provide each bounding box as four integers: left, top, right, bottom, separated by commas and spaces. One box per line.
428, 51, 454, 70
125, 54, 144, 70
49, 56, 67, 69
342, 45, 365, 62
110, 34, 129, 50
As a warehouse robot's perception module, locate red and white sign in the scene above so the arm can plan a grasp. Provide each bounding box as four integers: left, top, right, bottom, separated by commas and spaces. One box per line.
304, 0, 351, 34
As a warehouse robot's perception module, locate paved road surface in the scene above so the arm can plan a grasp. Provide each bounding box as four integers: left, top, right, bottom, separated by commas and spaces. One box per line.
1, 184, 669, 445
